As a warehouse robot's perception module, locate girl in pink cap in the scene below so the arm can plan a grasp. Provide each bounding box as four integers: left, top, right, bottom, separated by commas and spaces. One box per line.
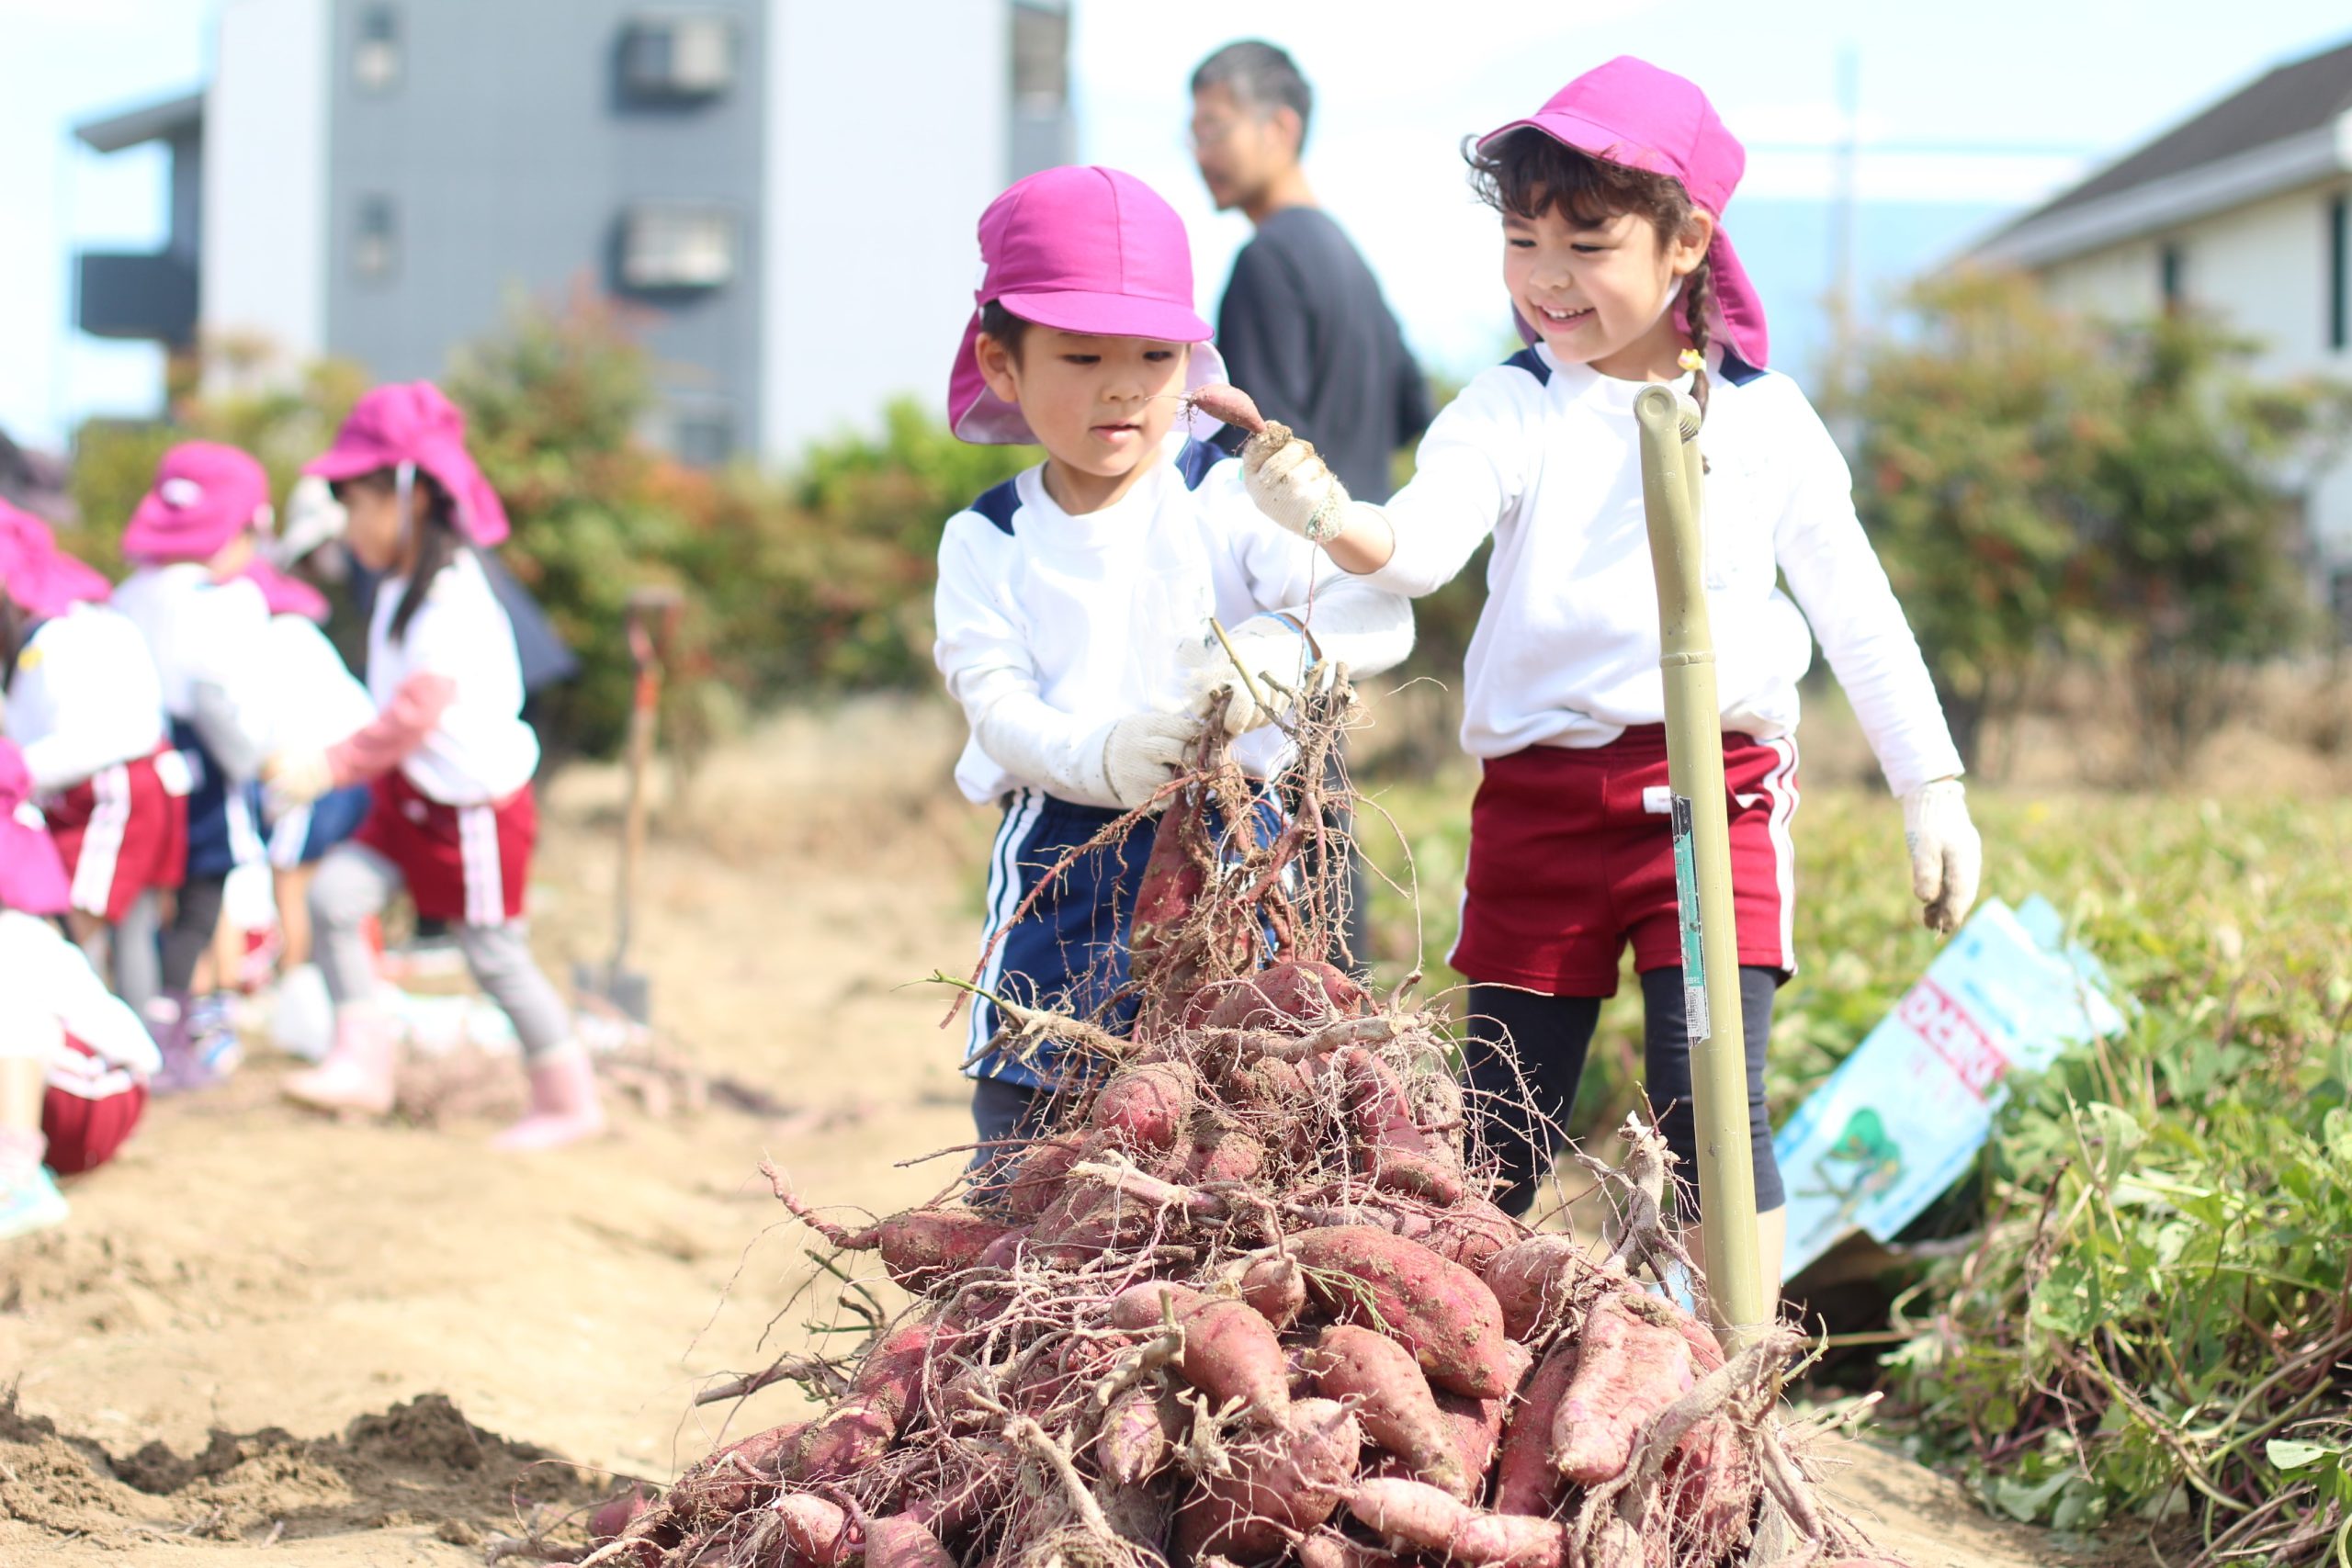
0, 502, 184, 1020
0, 738, 161, 1239
933, 164, 1413, 1160
1232, 58, 1983, 1287
264, 381, 604, 1152
109, 443, 284, 1090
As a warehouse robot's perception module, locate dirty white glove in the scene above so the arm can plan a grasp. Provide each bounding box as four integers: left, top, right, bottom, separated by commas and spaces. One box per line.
1173, 616, 1317, 737
1902, 777, 1982, 934
262, 748, 335, 818
1101, 712, 1199, 809
1242, 430, 1351, 544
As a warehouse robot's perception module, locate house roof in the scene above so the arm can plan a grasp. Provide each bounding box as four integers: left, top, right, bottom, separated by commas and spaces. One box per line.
73, 91, 204, 154
1978, 37, 2352, 265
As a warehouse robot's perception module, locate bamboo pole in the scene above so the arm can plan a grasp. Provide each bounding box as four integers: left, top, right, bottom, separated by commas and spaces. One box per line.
1633, 384, 1767, 1341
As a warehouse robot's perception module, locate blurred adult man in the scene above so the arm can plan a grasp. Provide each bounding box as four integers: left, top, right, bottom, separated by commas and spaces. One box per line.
1191, 40, 1431, 502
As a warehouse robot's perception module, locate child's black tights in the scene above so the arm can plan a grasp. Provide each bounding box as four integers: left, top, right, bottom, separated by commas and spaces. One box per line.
1462, 967, 1784, 1219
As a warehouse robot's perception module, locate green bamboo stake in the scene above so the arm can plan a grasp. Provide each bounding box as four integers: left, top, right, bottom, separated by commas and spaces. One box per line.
1633, 383, 1767, 1342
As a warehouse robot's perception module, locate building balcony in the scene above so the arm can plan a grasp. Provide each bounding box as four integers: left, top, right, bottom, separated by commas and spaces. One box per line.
77, 251, 198, 344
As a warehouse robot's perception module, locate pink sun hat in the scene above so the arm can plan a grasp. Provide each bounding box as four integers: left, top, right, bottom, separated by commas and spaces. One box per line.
0, 739, 72, 916
949, 165, 1229, 445
1480, 56, 1770, 369
0, 501, 110, 618
241, 558, 330, 622
305, 381, 509, 546
122, 441, 274, 564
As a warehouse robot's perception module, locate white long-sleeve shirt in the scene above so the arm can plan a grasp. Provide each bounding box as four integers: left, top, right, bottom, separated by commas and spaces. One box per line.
935, 434, 1414, 807
0, 908, 161, 1089
1360, 345, 1962, 796
365, 549, 539, 806
4, 604, 168, 794
111, 563, 278, 778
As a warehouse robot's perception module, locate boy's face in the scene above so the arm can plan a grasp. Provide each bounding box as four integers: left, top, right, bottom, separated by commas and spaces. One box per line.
1191, 83, 1295, 213
975, 325, 1189, 486
1501, 197, 1713, 376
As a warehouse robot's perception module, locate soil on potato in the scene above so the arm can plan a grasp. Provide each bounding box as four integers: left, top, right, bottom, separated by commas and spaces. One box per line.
0, 700, 2090, 1566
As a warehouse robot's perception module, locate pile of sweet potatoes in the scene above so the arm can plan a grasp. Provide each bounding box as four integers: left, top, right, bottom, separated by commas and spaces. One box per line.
560, 709, 1887, 1568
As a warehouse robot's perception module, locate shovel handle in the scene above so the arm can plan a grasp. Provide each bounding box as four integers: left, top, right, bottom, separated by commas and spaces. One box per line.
610, 588, 682, 975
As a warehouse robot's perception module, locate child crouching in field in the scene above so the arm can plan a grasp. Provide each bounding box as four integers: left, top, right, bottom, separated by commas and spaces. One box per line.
933, 165, 1415, 1157
0, 739, 160, 1239
1232, 59, 1982, 1292
264, 382, 605, 1152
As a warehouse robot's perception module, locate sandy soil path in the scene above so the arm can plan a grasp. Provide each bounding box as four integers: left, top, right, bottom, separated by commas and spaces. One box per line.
2, 703, 2068, 1566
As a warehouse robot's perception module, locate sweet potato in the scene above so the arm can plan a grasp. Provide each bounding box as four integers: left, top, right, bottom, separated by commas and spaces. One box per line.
1296, 1528, 1412, 1568
1423, 1201, 1524, 1275
1430, 1339, 1526, 1492
1329, 1047, 1465, 1203
791, 1315, 938, 1480
998, 1136, 1083, 1219
1227, 1251, 1306, 1330
874, 1210, 1014, 1289
772, 1493, 855, 1568
1185, 1116, 1268, 1185
1130, 792, 1206, 964
1107, 1281, 1290, 1418
1309, 1323, 1467, 1498
976, 1224, 1032, 1269
1175, 1397, 1361, 1562
1346, 1478, 1566, 1568
1199, 960, 1369, 1033
1289, 1226, 1516, 1398
1662, 1411, 1758, 1562
1094, 1383, 1180, 1486
1548, 1292, 1698, 1484
1091, 1062, 1197, 1150
1482, 1235, 1591, 1341
1226, 1055, 1311, 1115
1191, 383, 1267, 435
1491, 1344, 1576, 1516
588, 1483, 651, 1545
673, 1421, 803, 1521
865, 1515, 956, 1568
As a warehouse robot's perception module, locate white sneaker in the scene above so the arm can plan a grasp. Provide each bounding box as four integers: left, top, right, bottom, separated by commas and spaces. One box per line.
0, 1165, 69, 1241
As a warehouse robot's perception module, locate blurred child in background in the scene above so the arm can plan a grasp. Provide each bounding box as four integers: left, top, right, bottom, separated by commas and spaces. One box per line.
266, 383, 605, 1152
0, 502, 183, 1015
110, 443, 281, 1090
0, 739, 160, 1240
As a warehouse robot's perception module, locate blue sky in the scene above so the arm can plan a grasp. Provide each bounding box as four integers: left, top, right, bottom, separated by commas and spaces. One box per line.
6, 0, 2352, 451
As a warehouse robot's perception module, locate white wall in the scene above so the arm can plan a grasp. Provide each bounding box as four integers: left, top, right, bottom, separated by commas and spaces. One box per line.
2039, 180, 2352, 570
201, 0, 330, 374
762, 0, 1009, 463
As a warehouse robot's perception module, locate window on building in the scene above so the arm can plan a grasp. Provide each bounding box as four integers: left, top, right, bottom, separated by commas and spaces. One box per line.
620, 206, 736, 290
670, 404, 735, 467
354, 195, 398, 281
2329, 195, 2348, 352
2159, 243, 2184, 312
354, 5, 401, 94
621, 13, 735, 100
1011, 3, 1069, 118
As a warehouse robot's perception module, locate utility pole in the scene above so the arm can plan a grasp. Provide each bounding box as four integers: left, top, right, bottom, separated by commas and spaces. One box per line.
1824, 43, 1861, 446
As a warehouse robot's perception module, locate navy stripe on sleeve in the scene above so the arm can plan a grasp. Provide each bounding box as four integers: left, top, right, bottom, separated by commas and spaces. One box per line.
971, 477, 1022, 535
1176, 437, 1228, 491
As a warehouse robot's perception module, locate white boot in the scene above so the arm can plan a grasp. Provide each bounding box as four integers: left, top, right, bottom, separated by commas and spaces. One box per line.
282, 1006, 398, 1118
491, 1045, 605, 1153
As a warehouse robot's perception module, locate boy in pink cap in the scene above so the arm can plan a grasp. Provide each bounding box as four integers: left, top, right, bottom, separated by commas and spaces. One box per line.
0, 738, 162, 1239
934, 164, 1413, 1158
110, 442, 283, 1090
263, 381, 604, 1152
0, 502, 184, 1016
1228, 59, 1982, 1289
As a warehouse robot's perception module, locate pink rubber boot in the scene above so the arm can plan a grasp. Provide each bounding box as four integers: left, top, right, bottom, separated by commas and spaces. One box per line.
282, 1007, 397, 1117
491, 1046, 605, 1153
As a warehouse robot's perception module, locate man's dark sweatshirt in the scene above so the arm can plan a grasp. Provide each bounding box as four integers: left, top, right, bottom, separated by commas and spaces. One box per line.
1215, 206, 1432, 502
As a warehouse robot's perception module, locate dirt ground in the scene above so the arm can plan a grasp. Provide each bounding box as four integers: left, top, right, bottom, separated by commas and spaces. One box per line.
2, 700, 2070, 1567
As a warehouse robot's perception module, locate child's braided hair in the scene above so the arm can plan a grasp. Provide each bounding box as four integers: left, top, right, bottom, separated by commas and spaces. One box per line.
1465, 129, 1719, 419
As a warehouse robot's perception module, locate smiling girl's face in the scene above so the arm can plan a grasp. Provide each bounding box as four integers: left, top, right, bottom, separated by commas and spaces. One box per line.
1503, 198, 1713, 382
975, 325, 1189, 514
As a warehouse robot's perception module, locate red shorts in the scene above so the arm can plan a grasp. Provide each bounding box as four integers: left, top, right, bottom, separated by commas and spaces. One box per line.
45, 748, 189, 922
43, 1033, 148, 1176
354, 771, 536, 925
1450, 727, 1800, 996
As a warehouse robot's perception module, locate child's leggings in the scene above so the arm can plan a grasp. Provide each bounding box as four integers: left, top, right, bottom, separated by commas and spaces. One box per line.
1460, 966, 1784, 1220
309, 842, 571, 1060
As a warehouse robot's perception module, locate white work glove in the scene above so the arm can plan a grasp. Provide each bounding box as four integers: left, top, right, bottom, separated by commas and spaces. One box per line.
1241, 429, 1351, 544
1172, 617, 1318, 737
1101, 712, 1199, 810
1901, 777, 1982, 934
262, 749, 335, 819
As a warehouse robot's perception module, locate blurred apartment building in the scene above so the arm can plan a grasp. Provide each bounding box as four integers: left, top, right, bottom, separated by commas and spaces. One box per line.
73, 0, 1074, 466
1975, 35, 2352, 619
